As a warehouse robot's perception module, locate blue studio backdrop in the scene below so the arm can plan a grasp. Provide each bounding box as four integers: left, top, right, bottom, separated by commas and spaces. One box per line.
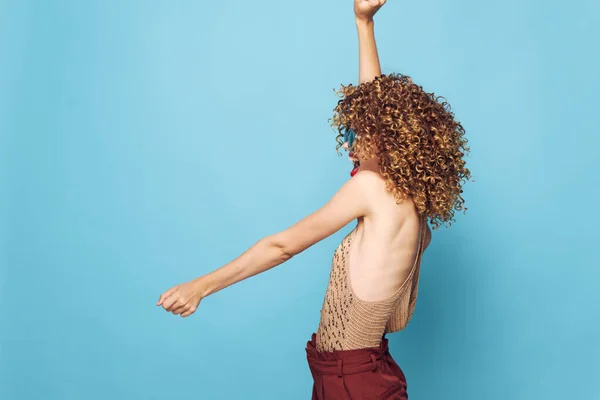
1, 1, 599, 399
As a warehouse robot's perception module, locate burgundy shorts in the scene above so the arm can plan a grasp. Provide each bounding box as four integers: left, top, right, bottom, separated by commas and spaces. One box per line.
305, 333, 408, 400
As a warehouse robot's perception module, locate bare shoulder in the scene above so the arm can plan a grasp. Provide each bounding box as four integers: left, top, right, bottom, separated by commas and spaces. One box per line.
356, 170, 434, 248
352, 170, 386, 185
351, 170, 388, 197
354, 170, 408, 212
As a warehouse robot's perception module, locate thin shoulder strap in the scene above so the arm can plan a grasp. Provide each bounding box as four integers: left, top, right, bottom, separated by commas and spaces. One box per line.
413, 215, 423, 256
405, 215, 427, 281
417, 215, 427, 257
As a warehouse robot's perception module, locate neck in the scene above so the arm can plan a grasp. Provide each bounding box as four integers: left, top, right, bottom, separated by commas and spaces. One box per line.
359, 157, 380, 173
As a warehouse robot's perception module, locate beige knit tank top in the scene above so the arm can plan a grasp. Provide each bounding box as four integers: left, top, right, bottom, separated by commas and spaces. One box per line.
315, 216, 427, 352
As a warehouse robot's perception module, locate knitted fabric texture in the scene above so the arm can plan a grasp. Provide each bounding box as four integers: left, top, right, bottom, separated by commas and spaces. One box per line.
315, 218, 426, 352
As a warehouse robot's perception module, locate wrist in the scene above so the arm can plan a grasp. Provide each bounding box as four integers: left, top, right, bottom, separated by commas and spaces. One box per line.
192, 275, 211, 298
355, 16, 374, 27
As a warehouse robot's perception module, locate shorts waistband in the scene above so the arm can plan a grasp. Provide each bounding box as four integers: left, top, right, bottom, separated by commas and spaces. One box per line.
305, 333, 389, 376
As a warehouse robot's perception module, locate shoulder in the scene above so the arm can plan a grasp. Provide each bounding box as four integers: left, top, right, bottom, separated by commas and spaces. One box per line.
350, 170, 391, 207
334, 170, 385, 208
351, 170, 387, 191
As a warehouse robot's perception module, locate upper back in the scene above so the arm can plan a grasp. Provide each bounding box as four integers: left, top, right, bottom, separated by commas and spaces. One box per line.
349, 172, 431, 303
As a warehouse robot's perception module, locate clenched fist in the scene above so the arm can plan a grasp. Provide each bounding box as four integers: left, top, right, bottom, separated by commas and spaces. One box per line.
354, 0, 387, 22
156, 279, 204, 318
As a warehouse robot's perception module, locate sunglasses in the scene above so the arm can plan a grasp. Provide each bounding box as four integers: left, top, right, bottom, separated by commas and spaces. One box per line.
343, 128, 356, 149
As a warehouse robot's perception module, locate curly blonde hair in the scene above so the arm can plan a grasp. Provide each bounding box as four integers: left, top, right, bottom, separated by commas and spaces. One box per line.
329, 73, 471, 229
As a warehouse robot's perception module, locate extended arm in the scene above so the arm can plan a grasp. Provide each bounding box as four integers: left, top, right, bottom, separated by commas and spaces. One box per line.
157, 171, 381, 317
354, 0, 387, 84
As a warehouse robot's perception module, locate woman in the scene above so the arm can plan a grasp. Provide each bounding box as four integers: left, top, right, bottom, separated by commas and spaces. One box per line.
156, 1, 470, 398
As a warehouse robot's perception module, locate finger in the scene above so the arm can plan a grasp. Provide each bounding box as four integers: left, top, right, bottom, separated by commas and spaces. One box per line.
162, 294, 179, 311
171, 304, 187, 315
157, 289, 174, 306
180, 307, 196, 318
157, 286, 178, 306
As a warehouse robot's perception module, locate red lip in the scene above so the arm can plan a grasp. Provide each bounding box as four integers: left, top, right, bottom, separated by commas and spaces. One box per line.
349, 152, 356, 158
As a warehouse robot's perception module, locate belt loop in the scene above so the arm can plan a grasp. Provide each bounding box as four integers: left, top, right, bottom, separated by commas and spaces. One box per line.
370, 354, 377, 371
337, 359, 343, 377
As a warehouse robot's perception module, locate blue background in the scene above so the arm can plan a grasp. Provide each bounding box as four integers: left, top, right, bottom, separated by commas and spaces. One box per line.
1, 0, 599, 399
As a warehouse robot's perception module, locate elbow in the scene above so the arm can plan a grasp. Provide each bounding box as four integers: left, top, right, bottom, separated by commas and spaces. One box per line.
277, 242, 295, 263
280, 248, 294, 263
264, 234, 295, 262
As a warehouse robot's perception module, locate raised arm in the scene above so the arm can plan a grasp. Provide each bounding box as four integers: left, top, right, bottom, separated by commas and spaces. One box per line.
156, 171, 381, 318
354, 0, 387, 84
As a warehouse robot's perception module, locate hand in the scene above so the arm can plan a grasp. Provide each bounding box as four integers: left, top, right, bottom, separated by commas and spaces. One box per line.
156, 279, 204, 318
354, 0, 387, 22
